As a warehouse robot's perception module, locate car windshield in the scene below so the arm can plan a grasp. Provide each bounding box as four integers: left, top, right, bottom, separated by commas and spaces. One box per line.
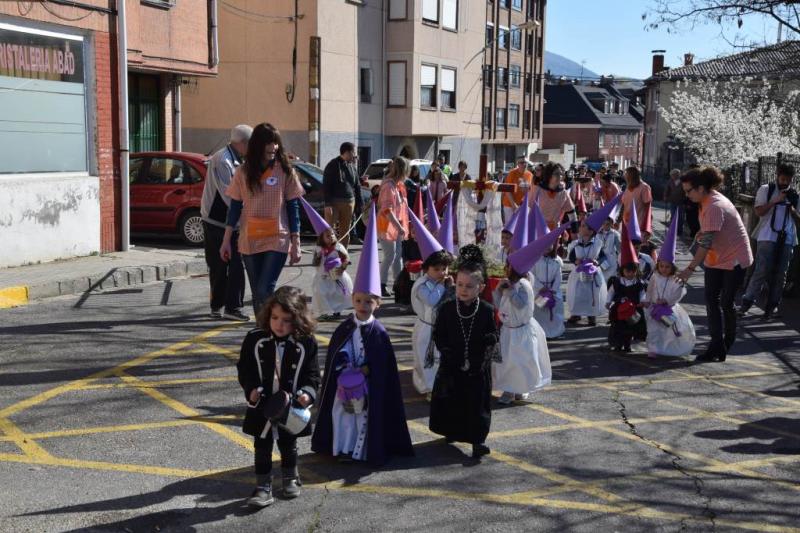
293, 162, 323, 183
363, 163, 387, 179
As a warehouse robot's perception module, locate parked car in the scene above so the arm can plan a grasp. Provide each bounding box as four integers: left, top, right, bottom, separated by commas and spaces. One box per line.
360, 158, 432, 191
129, 152, 326, 245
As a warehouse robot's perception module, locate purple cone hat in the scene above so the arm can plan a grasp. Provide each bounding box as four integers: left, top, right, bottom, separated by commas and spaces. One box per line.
503, 207, 520, 233
298, 196, 331, 236
509, 191, 530, 251
627, 198, 642, 243
527, 202, 538, 245
425, 186, 441, 234
508, 223, 570, 274
585, 192, 622, 232
658, 208, 679, 264
436, 192, 455, 254
353, 203, 381, 297
532, 200, 550, 240
407, 206, 444, 261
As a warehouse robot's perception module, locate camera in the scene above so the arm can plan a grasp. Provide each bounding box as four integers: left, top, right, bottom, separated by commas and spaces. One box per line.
784, 187, 799, 206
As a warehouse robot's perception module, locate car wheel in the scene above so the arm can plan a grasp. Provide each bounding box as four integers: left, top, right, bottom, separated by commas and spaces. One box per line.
179, 210, 204, 245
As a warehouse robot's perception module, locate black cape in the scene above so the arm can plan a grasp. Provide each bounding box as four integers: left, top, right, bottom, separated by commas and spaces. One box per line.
311, 316, 414, 466
429, 299, 498, 444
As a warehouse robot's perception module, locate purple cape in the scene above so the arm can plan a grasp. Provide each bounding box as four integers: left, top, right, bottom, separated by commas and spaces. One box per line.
311, 316, 414, 466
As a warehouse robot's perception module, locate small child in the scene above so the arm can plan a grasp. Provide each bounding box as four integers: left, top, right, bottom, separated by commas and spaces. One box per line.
500, 229, 513, 265
597, 218, 621, 282
236, 286, 321, 508
635, 242, 655, 282
532, 245, 565, 339
429, 246, 499, 460
493, 264, 552, 404
606, 263, 647, 352
565, 221, 607, 326
411, 250, 454, 396
312, 227, 352, 320
644, 259, 697, 358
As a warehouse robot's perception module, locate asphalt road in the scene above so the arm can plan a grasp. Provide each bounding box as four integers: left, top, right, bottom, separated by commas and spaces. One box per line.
1, 255, 799, 532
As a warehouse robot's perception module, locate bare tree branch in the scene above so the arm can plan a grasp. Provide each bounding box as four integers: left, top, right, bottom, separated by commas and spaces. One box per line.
648, 1, 800, 35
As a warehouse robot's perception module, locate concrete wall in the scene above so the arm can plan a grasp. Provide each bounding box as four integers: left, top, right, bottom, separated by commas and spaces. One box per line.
0, 174, 100, 267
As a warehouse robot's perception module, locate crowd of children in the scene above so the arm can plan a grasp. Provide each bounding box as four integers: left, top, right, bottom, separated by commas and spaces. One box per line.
234, 169, 697, 510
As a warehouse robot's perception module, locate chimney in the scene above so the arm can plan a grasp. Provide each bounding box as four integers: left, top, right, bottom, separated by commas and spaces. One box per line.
651, 50, 666, 75
684, 53, 694, 66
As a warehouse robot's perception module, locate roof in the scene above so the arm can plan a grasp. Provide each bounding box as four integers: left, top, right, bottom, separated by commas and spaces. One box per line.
543, 84, 641, 129
649, 40, 800, 81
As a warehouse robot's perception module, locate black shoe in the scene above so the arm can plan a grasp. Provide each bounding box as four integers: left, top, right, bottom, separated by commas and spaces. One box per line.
695, 350, 725, 363
282, 472, 301, 499
622, 344, 631, 353
210, 308, 223, 319
445, 437, 455, 444
588, 316, 596, 326
737, 300, 753, 317
247, 486, 274, 508
381, 284, 392, 298
223, 309, 251, 322
337, 454, 354, 463
472, 443, 490, 459
567, 316, 581, 325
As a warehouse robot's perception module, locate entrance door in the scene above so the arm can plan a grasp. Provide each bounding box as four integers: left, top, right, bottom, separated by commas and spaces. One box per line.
129, 73, 162, 152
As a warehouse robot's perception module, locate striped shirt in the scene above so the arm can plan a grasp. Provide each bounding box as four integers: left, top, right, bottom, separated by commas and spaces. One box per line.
700, 190, 753, 270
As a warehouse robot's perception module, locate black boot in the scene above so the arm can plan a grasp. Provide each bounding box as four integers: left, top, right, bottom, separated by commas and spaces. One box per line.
737, 299, 753, 317
282, 467, 301, 499
472, 443, 490, 459
381, 284, 392, 297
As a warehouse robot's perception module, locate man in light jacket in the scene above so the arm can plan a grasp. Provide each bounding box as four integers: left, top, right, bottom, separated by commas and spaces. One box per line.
200, 124, 252, 321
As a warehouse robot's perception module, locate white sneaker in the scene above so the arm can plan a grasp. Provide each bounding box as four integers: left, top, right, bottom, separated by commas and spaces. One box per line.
498, 392, 515, 405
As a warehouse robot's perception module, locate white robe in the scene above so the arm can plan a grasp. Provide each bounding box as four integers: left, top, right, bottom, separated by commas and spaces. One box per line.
598, 228, 621, 281
410, 274, 446, 394
493, 278, 552, 394
332, 315, 372, 460
532, 256, 565, 339
566, 237, 607, 317
644, 273, 696, 357
312, 243, 353, 315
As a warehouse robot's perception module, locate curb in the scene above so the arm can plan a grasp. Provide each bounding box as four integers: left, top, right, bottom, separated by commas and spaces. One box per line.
0, 258, 208, 309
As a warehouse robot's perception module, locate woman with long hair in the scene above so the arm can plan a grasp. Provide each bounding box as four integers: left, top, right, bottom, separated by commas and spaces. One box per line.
620, 166, 653, 243
377, 156, 410, 297
221, 123, 305, 314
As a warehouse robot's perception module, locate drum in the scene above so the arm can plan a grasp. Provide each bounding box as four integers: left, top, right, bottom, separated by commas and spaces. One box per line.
337, 368, 368, 414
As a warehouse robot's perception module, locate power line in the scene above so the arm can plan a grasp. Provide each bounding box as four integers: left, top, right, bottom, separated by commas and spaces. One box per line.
218, 0, 297, 22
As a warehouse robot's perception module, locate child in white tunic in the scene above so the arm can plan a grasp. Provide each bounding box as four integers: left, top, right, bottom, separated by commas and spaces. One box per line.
312, 228, 353, 320
493, 268, 552, 404
644, 260, 696, 357
411, 250, 454, 395
597, 218, 621, 282
532, 248, 565, 339
566, 222, 607, 325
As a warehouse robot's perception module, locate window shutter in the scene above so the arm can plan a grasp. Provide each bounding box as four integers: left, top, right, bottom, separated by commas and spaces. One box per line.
422, 0, 438, 22
421, 65, 437, 86
442, 0, 457, 29
388, 62, 406, 106
441, 68, 455, 92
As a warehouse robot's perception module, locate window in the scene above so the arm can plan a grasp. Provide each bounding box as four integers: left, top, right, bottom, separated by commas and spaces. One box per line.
499, 0, 509, 8
486, 23, 494, 46
496, 108, 506, 129
523, 109, 530, 130
357, 147, 371, 175
420, 64, 437, 108
388, 0, 407, 19
483, 107, 492, 129
483, 65, 493, 88
510, 27, 522, 50
442, 0, 457, 30
524, 73, 531, 93
498, 27, 509, 49
129, 73, 162, 152
441, 67, 456, 110
360, 67, 373, 103
497, 67, 508, 89
387, 61, 407, 107
509, 65, 521, 88
422, 0, 439, 23
509, 104, 520, 127
512, 0, 522, 10
533, 109, 540, 133
135, 158, 199, 185
599, 132, 605, 148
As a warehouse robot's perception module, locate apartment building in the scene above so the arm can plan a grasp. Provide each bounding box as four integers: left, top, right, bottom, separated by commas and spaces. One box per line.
182, 0, 485, 174
0, 1, 216, 267
482, 0, 546, 173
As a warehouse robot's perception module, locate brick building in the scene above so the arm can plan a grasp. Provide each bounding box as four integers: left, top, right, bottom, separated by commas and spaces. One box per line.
542, 81, 643, 168
0, 1, 216, 268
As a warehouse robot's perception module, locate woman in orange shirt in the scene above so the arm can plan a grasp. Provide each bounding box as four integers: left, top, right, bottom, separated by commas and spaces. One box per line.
377, 157, 410, 297
620, 167, 653, 242
530, 162, 576, 230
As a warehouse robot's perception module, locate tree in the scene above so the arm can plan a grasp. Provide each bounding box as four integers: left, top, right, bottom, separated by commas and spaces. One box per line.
646, 1, 800, 36
661, 78, 800, 168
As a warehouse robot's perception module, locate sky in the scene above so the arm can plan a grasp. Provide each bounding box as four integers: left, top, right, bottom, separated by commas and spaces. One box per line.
546, 0, 790, 79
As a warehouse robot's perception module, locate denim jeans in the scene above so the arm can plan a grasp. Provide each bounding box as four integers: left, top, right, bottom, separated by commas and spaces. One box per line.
704, 265, 745, 355
742, 241, 794, 308
243, 251, 288, 315
380, 238, 403, 285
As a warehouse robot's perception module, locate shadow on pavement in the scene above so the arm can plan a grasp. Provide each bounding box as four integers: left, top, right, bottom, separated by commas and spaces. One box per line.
694, 416, 800, 455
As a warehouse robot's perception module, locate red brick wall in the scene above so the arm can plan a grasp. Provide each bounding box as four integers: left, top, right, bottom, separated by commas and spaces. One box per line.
95, 30, 121, 252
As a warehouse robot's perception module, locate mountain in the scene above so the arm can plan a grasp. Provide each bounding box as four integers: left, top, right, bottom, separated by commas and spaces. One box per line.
544, 51, 599, 79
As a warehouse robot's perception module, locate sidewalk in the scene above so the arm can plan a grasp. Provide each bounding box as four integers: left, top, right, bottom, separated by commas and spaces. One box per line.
0, 245, 207, 308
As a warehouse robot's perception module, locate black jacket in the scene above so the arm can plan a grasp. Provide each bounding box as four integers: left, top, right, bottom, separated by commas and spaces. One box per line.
237, 329, 321, 438
323, 156, 361, 207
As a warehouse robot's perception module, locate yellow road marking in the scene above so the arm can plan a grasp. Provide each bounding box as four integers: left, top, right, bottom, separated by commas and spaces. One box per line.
0, 285, 28, 309
76, 376, 237, 390
0, 452, 226, 478
0, 417, 52, 459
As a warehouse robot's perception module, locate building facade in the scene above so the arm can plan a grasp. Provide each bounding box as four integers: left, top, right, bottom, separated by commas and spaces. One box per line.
542, 81, 643, 168
481, 0, 547, 173
0, 1, 216, 268
182, 0, 485, 175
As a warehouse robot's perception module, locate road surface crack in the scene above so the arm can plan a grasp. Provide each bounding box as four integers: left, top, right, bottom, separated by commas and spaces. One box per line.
611, 389, 716, 531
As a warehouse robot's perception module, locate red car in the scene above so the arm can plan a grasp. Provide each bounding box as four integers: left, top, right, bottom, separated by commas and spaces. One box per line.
129, 152, 208, 245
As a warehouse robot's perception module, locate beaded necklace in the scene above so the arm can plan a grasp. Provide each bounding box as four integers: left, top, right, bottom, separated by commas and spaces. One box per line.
456, 298, 479, 371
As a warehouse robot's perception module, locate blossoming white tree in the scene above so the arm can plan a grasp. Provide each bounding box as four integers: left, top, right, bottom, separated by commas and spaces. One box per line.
661, 78, 800, 168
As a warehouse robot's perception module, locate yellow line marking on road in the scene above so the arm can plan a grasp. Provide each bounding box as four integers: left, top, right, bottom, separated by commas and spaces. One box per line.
0, 417, 52, 459
0, 285, 28, 309
76, 376, 237, 390
546, 369, 787, 393
0, 452, 226, 478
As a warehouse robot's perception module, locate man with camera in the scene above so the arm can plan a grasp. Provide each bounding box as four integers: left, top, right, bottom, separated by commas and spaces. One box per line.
739, 164, 800, 320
